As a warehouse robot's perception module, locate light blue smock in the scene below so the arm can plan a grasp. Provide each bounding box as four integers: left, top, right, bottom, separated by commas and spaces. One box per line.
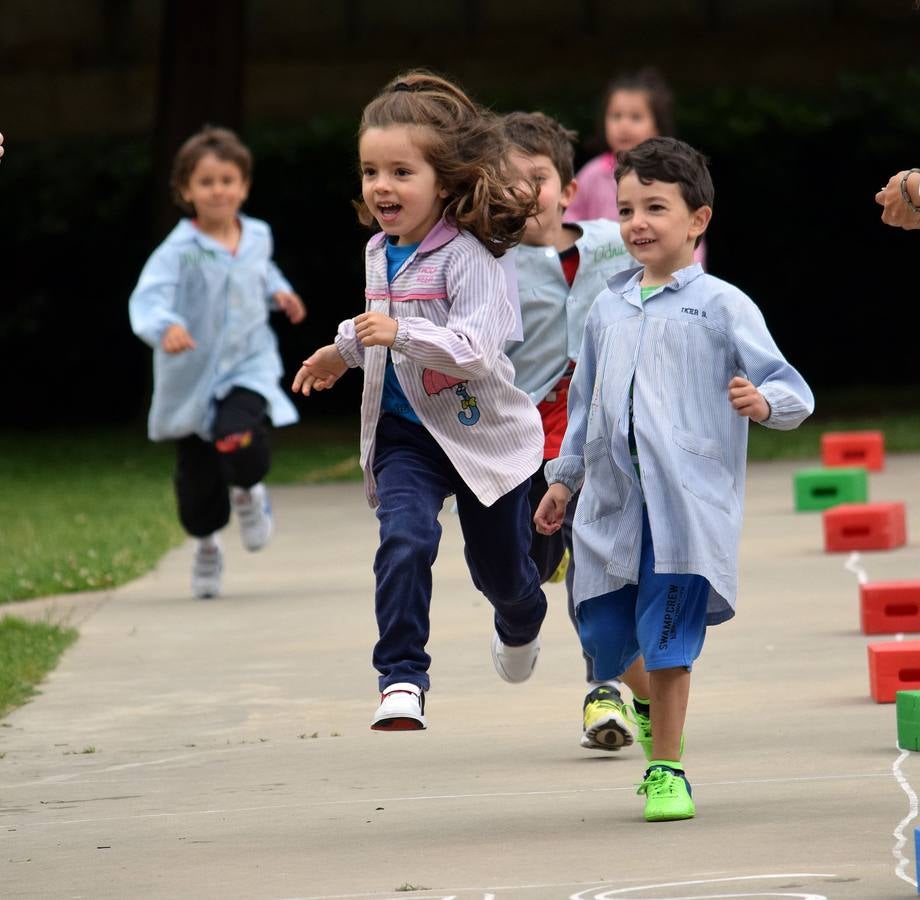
128, 215, 298, 441
545, 264, 814, 624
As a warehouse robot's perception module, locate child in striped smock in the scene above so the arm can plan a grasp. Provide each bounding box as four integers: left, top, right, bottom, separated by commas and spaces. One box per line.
292, 71, 547, 731
536, 138, 813, 822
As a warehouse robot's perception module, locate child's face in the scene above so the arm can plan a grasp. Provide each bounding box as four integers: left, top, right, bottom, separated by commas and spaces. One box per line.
180, 153, 249, 229
605, 90, 658, 155
507, 149, 576, 246
359, 125, 448, 246
616, 171, 710, 280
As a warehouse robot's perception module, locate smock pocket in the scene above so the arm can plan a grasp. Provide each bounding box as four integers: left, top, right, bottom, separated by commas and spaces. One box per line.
576, 436, 624, 525
672, 426, 733, 514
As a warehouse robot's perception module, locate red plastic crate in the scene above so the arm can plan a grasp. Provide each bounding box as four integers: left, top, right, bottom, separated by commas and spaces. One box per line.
823, 502, 906, 552
821, 430, 884, 472
868, 640, 920, 702
861, 581, 920, 634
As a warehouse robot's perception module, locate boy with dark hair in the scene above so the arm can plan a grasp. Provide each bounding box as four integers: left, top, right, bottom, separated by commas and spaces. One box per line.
536, 136, 813, 821
502, 112, 651, 754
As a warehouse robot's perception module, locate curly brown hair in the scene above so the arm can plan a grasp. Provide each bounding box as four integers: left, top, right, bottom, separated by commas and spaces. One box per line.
170, 126, 252, 214
355, 70, 536, 257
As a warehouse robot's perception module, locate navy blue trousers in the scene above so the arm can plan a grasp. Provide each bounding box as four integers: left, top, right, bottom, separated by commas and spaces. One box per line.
372, 414, 547, 691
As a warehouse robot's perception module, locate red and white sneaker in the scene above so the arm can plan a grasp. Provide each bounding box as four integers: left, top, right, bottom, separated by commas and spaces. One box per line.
371, 682, 426, 731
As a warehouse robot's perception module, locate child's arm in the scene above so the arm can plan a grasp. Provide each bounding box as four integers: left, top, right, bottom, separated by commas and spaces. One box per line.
373, 249, 514, 381
291, 344, 349, 396
541, 303, 600, 500
730, 297, 814, 430
534, 483, 572, 535
267, 260, 307, 324
128, 246, 189, 351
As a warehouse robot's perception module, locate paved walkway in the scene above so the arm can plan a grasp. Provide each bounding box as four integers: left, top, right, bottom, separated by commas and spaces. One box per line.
3, 457, 920, 899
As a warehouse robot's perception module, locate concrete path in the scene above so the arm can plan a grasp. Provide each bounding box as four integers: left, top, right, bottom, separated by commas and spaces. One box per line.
3, 457, 920, 899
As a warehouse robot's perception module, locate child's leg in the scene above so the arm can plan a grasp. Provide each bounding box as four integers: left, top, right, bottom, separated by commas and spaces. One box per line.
371, 416, 454, 693
174, 436, 230, 537
634, 510, 709, 763
213, 388, 270, 488
455, 477, 547, 648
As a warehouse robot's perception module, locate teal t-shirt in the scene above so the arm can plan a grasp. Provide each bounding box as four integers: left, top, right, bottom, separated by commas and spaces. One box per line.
381, 239, 422, 424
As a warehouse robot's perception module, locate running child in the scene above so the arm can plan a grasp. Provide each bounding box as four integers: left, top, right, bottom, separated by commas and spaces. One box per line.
502, 111, 652, 755
130, 126, 305, 599
292, 71, 547, 731
536, 137, 813, 821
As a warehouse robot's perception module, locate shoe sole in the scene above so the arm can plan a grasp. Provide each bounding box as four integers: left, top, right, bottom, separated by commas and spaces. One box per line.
370, 716, 426, 731
581, 716, 634, 751
645, 805, 696, 822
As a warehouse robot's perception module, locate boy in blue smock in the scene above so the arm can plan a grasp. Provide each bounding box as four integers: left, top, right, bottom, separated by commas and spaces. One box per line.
535, 137, 813, 821
130, 126, 305, 599
503, 112, 652, 755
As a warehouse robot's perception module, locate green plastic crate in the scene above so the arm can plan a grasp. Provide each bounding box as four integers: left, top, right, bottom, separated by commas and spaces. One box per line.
793, 466, 867, 512
897, 690, 920, 751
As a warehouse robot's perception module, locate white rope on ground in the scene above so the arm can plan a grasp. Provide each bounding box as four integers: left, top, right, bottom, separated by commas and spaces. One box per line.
843, 551, 868, 584
893, 744, 919, 889
844, 552, 919, 886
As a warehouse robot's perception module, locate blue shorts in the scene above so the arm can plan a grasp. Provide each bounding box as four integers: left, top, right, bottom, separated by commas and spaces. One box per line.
576, 508, 709, 678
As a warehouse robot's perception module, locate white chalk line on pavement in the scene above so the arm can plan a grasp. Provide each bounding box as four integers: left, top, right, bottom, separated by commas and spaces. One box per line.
892, 744, 919, 888
844, 553, 920, 888
275, 872, 837, 900
3, 771, 890, 829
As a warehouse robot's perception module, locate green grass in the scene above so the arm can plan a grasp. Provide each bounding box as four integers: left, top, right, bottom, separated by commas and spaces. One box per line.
0, 418, 360, 606
0, 617, 77, 717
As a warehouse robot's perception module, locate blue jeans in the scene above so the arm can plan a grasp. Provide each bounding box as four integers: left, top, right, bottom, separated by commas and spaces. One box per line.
372, 415, 547, 691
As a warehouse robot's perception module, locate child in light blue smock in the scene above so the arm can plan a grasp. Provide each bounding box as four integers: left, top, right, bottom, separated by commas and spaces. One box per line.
129, 126, 305, 599
536, 137, 813, 822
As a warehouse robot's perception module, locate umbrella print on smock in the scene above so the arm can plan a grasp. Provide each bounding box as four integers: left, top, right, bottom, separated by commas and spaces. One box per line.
422, 369, 481, 426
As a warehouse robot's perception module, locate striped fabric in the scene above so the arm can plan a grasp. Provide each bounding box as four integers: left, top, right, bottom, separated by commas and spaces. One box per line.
505, 219, 635, 405
336, 219, 544, 509
545, 263, 814, 623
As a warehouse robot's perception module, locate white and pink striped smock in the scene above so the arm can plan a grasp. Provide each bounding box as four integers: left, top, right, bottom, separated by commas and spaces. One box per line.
335, 218, 544, 509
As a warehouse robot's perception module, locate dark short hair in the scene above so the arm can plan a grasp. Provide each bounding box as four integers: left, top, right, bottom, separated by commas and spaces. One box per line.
616, 136, 713, 209
170, 126, 252, 213
501, 111, 578, 187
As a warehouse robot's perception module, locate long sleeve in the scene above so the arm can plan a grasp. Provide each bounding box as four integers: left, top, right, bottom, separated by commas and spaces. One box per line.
544, 305, 600, 492
390, 248, 513, 380
266, 260, 293, 300
128, 245, 183, 348
731, 298, 814, 431
334, 317, 366, 369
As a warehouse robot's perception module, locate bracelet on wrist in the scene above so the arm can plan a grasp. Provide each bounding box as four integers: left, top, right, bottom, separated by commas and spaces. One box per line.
899, 168, 920, 215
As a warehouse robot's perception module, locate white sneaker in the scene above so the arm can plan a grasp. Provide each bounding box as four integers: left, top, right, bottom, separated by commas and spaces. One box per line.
191, 539, 223, 598
491, 632, 541, 683
370, 682, 426, 731
230, 482, 272, 551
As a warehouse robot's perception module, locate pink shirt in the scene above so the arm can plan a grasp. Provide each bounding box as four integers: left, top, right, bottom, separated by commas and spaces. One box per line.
565, 152, 707, 267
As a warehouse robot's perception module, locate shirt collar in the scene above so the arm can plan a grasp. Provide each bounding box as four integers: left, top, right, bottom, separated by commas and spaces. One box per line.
608, 262, 705, 307
367, 215, 460, 256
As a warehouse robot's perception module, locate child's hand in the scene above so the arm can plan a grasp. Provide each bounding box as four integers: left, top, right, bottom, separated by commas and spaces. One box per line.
161, 324, 196, 354
534, 483, 573, 535
292, 344, 348, 396
354, 312, 398, 347
274, 290, 307, 324
728, 376, 770, 422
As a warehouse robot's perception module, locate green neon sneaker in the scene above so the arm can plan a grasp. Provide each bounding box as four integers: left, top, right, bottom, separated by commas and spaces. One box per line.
624, 703, 685, 762
581, 684, 633, 751
636, 765, 696, 822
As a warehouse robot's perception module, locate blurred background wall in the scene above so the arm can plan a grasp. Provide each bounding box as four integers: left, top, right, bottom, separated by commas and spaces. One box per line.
1, 0, 917, 427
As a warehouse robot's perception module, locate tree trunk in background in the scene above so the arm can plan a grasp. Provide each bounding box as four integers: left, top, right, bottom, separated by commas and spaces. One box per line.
152, 0, 246, 238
